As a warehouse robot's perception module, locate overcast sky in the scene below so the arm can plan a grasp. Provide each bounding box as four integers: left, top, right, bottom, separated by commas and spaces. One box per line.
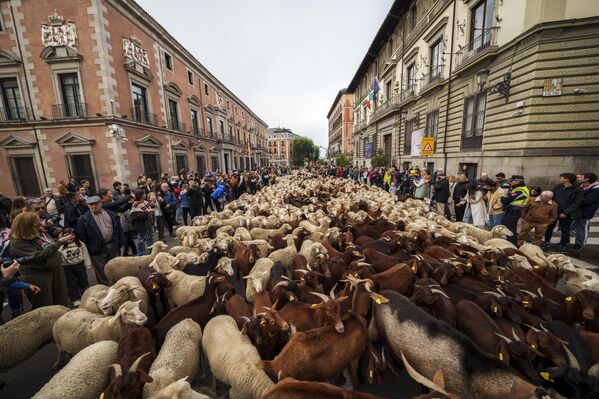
137, 0, 393, 148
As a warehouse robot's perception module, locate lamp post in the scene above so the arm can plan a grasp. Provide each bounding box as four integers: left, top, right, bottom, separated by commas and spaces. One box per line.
477, 67, 511, 102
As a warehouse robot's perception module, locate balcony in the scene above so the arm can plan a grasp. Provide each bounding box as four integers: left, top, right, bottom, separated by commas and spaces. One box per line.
191, 126, 204, 136
0, 106, 30, 122
420, 65, 445, 94
167, 119, 186, 133
399, 87, 417, 105
455, 27, 499, 71
52, 102, 87, 118
131, 107, 157, 126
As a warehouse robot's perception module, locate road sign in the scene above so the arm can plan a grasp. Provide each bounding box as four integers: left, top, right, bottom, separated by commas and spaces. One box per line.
421, 137, 435, 156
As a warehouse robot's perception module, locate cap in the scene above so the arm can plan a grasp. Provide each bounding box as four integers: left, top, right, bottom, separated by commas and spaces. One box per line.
496, 172, 506, 178
510, 175, 525, 180
409, 170, 417, 175
87, 196, 101, 204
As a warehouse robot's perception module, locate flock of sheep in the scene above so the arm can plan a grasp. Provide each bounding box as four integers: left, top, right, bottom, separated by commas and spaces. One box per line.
0, 172, 598, 399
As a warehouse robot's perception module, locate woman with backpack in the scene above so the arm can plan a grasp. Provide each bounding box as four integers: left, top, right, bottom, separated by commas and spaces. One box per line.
129, 189, 155, 256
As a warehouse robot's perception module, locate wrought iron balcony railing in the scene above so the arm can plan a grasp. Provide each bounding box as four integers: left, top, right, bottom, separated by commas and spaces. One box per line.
131, 107, 157, 126
52, 102, 87, 118
0, 106, 30, 122
455, 27, 499, 69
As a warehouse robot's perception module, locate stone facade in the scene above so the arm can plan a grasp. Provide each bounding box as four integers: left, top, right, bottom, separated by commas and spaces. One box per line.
0, 0, 268, 197
326, 89, 354, 162
348, 0, 599, 186
267, 127, 300, 167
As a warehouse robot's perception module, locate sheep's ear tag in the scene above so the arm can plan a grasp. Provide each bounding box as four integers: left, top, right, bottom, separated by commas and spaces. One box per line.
498, 352, 503, 361
288, 295, 295, 302
492, 306, 498, 313
151, 282, 158, 290
108, 317, 115, 326
530, 344, 536, 349
310, 304, 319, 309
565, 296, 572, 302
411, 265, 417, 273
533, 265, 541, 269
209, 305, 215, 314
260, 319, 267, 327
466, 261, 472, 268
100, 393, 105, 399
375, 298, 382, 305
369, 369, 373, 380
540, 371, 550, 381
522, 300, 529, 305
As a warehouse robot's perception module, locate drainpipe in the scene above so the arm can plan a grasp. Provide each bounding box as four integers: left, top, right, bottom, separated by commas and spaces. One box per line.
10, 4, 49, 189
442, 0, 457, 173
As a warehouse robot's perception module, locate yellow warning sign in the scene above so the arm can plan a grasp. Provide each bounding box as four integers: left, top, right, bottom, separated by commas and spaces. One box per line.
421, 137, 435, 156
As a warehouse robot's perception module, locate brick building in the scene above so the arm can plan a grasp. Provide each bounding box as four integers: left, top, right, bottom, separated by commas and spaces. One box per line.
326, 88, 353, 163
267, 127, 300, 167
0, 0, 269, 197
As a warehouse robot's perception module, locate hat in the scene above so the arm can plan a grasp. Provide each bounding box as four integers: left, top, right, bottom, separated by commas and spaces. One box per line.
510, 175, 525, 181
409, 170, 417, 175
87, 196, 101, 204
495, 172, 506, 178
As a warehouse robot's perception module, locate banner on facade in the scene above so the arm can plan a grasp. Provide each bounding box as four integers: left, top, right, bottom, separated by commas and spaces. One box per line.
364, 143, 372, 159
410, 129, 425, 157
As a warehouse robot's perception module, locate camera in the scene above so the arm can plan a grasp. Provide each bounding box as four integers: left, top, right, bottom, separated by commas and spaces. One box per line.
2, 258, 14, 267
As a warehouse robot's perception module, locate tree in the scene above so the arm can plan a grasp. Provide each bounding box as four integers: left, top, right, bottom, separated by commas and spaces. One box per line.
336, 155, 352, 167
292, 137, 319, 166
371, 148, 388, 168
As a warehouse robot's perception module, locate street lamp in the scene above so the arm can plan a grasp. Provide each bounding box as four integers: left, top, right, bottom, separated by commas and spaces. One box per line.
477, 67, 511, 102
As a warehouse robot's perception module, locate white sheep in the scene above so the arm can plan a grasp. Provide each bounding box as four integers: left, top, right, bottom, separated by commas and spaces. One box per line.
250, 223, 292, 241
105, 241, 169, 282
298, 239, 327, 264
79, 284, 109, 313
33, 340, 118, 399
462, 224, 512, 244
99, 276, 150, 315
52, 300, 147, 368
216, 256, 235, 276
268, 235, 297, 268
150, 252, 209, 306
202, 315, 273, 399
234, 227, 252, 241
168, 246, 203, 256
244, 258, 274, 303
150, 377, 209, 399
518, 243, 550, 267
565, 267, 599, 294
143, 319, 202, 398
299, 217, 331, 234
216, 225, 236, 237
484, 237, 517, 250
0, 305, 69, 373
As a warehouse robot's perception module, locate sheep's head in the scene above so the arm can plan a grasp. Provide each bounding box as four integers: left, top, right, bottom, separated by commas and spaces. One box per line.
546, 254, 576, 273
175, 252, 200, 267
198, 239, 214, 253
150, 252, 179, 274
99, 278, 141, 315
151, 377, 209, 399
111, 300, 147, 326
492, 225, 513, 238
150, 241, 169, 252
216, 257, 235, 276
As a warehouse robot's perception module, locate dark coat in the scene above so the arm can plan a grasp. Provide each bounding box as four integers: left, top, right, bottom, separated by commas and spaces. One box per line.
63, 201, 89, 229
452, 181, 469, 202
102, 196, 131, 213
552, 184, 584, 219
76, 209, 123, 256
433, 179, 450, 203
578, 185, 599, 220
187, 186, 204, 206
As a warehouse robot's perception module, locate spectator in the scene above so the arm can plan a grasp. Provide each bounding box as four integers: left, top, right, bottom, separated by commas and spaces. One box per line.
495, 172, 510, 194
63, 192, 88, 229
529, 186, 542, 202
10, 196, 26, 223
0, 259, 41, 319
77, 185, 88, 203
486, 181, 505, 228
80, 179, 95, 197
98, 188, 131, 213
120, 207, 137, 257
453, 174, 469, 222
202, 178, 215, 214
0, 191, 13, 220
187, 180, 204, 218
112, 181, 123, 197
543, 173, 583, 252
500, 175, 530, 245
129, 189, 155, 256
518, 191, 557, 247
432, 173, 450, 215
148, 191, 165, 240
179, 183, 191, 225
25, 199, 62, 238
43, 188, 62, 222
570, 172, 599, 254
122, 183, 132, 196
0, 215, 9, 260
56, 228, 91, 306
158, 183, 176, 238
9, 212, 69, 308
446, 175, 457, 220
476, 172, 493, 189
413, 172, 430, 200
76, 196, 123, 285
211, 177, 227, 212
464, 182, 487, 228
66, 177, 76, 193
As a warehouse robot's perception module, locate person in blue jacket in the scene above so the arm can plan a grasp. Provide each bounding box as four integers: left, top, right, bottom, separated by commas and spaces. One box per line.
571, 172, 599, 253
211, 177, 226, 212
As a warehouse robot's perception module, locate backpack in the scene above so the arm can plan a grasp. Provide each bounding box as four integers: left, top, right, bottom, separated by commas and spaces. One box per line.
129, 210, 151, 232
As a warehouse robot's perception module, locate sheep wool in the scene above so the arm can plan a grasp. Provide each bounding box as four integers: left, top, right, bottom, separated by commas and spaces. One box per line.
79, 284, 108, 314
149, 377, 210, 399
105, 241, 168, 282
143, 318, 202, 398
33, 340, 117, 399
202, 315, 273, 399
0, 305, 69, 372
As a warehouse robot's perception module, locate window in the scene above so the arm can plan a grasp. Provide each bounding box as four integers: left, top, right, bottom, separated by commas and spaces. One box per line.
471, 0, 495, 51
207, 116, 213, 137
385, 80, 392, 101
228, 125, 233, 140
142, 153, 160, 180
204, 83, 209, 96
462, 93, 487, 149
196, 155, 206, 176
66, 154, 96, 191
175, 155, 188, 173
211, 156, 219, 172
187, 70, 193, 85
0, 78, 26, 121
430, 40, 443, 79
409, 6, 417, 31
191, 109, 199, 135
406, 64, 416, 93
237, 128, 241, 143
131, 83, 149, 123
168, 99, 179, 130
234, 106, 238, 114
219, 120, 224, 135
426, 110, 439, 138
164, 53, 172, 70
9, 156, 40, 197
226, 100, 230, 109
58, 73, 84, 117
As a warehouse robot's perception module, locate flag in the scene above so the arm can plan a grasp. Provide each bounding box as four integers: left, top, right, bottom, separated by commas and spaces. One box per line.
365, 98, 371, 110
373, 77, 380, 101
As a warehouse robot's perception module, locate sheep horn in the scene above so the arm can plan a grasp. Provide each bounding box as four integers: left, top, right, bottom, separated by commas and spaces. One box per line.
306, 263, 312, 271
495, 332, 513, 344
111, 363, 123, 378
240, 316, 252, 323
330, 284, 337, 300
523, 323, 541, 332
512, 328, 521, 342
520, 289, 538, 298
482, 291, 502, 298
130, 352, 151, 373
310, 291, 331, 303
562, 343, 580, 370
430, 288, 450, 299
539, 323, 550, 333
273, 280, 289, 289
295, 269, 310, 275
496, 287, 507, 297
537, 287, 544, 297
400, 351, 452, 397
281, 275, 291, 281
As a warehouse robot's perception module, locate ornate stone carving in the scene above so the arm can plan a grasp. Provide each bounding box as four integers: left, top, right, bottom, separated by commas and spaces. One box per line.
122, 35, 150, 68
41, 10, 77, 48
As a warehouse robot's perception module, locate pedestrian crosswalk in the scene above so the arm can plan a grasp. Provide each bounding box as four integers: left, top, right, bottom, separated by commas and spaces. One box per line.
550, 217, 599, 246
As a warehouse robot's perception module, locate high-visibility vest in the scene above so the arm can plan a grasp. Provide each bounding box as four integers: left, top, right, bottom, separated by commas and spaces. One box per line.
510, 186, 530, 208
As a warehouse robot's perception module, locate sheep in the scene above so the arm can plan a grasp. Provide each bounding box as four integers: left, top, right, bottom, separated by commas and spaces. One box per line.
565, 267, 599, 294
268, 235, 298, 268
220, 215, 250, 229
518, 243, 550, 267
79, 284, 109, 313
250, 223, 292, 241
168, 246, 203, 256
175, 225, 208, 241
32, 340, 118, 399
244, 258, 274, 303
202, 315, 273, 399
299, 216, 331, 234
461, 224, 512, 244
105, 241, 169, 282
484, 237, 517, 250
298, 239, 327, 264
99, 276, 150, 315
150, 252, 210, 306
172, 252, 203, 270
216, 256, 235, 276
242, 239, 274, 257
234, 226, 252, 241
52, 300, 147, 368
150, 377, 209, 399
0, 305, 69, 373
143, 319, 202, 398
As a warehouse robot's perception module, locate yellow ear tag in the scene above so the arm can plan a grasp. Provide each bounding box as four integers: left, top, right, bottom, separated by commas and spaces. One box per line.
540, 371, 550, 381
100, 393, 105, 399
530, 344, 536, 349
209, 306, 215, 314
498, 353, 503, 361
151, 282, 158, 290
375, 298, 382, 305
533, 265, 540, 269
310, 304, 319, 309
565, 296, 572, 302
289, 295, 295, 302
369, 370, 373, 379
522, 300, 529, 306
260, 319, 266, 326
492, 306, 498, 313
466, 261, 472, 268
411, 265, 417, 273
108, 317, 115, 326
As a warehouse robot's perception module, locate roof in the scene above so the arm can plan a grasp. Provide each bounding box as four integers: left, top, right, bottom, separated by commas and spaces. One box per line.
326, 88, 348, 119
346, 0, 409, 93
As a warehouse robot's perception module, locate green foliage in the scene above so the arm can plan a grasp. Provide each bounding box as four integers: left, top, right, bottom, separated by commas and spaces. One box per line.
371, 148, 388, 168
292, 137, 320, 166
335, 155, 352, 167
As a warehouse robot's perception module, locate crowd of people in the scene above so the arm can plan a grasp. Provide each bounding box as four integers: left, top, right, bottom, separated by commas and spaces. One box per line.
323, 165, 599, 255
0, 167, 288, 320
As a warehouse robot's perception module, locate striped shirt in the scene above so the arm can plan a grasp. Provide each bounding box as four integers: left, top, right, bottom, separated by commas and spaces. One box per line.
92, 210, 114, 242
